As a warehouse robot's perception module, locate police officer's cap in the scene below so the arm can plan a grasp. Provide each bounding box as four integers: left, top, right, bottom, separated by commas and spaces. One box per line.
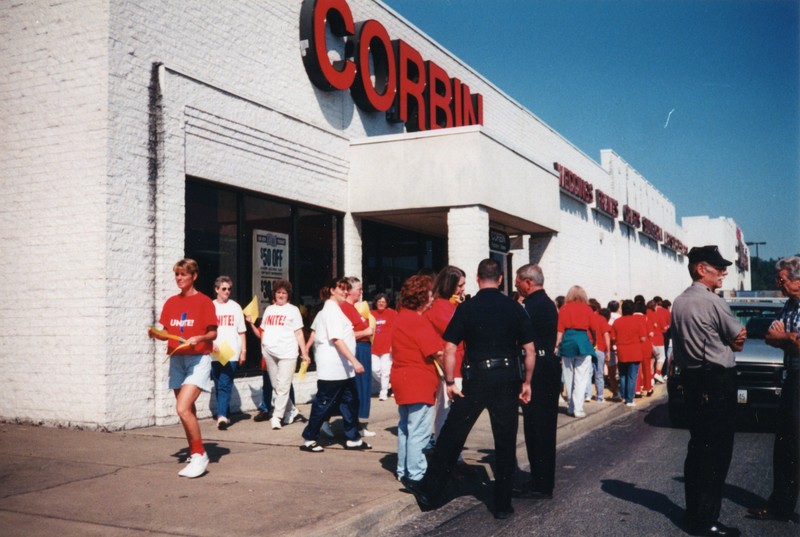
687, 245, 732, 267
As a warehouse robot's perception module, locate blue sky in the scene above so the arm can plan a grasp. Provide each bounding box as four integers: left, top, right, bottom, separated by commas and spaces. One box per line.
383, 0, 799, 260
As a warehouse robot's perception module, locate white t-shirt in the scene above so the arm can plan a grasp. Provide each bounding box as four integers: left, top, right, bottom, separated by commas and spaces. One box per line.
213, 299, 246, 362
311, 300, 356, 381
260, 303, 304, 360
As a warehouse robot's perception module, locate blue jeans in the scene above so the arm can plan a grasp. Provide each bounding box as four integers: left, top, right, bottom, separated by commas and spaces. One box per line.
354, 342, 372, 420
585, 351, 605, 400
259, 369, 296, 413
211, 360, 237, 418
618, 362, 640, 404
302, 378, 360, 442
397, 402, 434, 480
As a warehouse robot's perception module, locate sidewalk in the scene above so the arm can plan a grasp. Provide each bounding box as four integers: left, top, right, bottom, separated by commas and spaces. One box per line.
0, 385, 667, 537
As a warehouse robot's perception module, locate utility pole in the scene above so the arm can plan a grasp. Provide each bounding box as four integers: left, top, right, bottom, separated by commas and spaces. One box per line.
746, 241, 766, 259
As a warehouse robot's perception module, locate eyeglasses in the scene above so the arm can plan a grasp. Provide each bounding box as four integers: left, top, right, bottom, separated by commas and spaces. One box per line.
703, 263, 726, 273
218, 287, 231, 291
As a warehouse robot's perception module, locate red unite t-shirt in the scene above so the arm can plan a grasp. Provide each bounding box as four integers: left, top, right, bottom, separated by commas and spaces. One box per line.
371, 307, 398, 355
159, 292, 217, 355
611, 315, 646, 362
424, 298, 465, 377
341, 301, 370, 343
390, 309, 442, 405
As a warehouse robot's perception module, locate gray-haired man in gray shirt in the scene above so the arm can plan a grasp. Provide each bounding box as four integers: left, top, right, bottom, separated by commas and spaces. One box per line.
671, 245, 746, 537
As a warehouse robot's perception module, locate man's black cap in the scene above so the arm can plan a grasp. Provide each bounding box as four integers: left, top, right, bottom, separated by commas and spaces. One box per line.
687, 245, 732, 267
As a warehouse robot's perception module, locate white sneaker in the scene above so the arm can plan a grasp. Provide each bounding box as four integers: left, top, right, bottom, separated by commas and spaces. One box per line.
626, 402, 636, 408
320, 421, 334, 437
574, 410, 587, 418
271, 417, 282, 430
379, 392, 388, 401
359, 427, 376, 438
283, 407, 299, 425
654, 373, 664, 384
178, 452, 209, 478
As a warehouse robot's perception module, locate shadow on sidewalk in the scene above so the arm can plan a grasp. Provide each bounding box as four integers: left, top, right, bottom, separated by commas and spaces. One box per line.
170, 442, 231, 464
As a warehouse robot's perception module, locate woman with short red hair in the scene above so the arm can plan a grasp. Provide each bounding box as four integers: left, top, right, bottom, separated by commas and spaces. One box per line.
391, 274, 443, 488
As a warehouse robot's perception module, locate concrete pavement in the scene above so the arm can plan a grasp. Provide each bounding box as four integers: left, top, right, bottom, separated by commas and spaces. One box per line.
0, 385, 667, 537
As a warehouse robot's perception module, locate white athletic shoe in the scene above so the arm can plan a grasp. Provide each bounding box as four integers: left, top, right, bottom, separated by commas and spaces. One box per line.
178, 452, 209, 478
359, 427, 376, 438
271, 417, 282, 430
653, 373, 665, 384
283, 407, 299, 425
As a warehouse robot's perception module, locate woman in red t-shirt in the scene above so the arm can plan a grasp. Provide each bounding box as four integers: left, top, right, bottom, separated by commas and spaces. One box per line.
611, 300, 646, 406
148, 258, 217, 479
371, 293, 398, 401
634, 301, 655, 397
391, 275, 443, 486
425, 266, 466, 445
555, 285, 598, 418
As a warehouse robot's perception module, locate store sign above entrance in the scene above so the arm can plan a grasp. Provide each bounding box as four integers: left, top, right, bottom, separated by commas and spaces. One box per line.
299, 0, 484, 132
489, 229, 510, 253
554, 163, 594, 204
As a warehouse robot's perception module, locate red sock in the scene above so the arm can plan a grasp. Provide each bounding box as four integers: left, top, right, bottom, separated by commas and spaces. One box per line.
190, 439, 205, 455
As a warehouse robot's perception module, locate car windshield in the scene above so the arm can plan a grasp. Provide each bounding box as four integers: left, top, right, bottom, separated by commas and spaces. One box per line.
744, 317, 774, 340
728, 303, 782, 341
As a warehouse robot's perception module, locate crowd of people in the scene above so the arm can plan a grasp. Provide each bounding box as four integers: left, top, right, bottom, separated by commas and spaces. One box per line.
149, 251, 799, 534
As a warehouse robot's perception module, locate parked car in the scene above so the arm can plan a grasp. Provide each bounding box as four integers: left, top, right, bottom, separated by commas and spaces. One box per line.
667, 299, 786, 427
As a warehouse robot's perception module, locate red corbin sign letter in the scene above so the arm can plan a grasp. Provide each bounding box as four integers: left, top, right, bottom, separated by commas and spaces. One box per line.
299, 0, 484, 132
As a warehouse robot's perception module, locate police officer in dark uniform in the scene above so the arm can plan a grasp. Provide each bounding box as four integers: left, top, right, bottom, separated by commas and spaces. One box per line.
406, 258, 535, 519
513, 263, 559, 500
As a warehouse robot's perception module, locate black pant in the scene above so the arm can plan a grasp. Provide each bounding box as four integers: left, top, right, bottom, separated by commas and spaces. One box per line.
424, 367, 521, 512
682, 365, 737, 529
522, 354, 561, 494
770, 368, 800, 514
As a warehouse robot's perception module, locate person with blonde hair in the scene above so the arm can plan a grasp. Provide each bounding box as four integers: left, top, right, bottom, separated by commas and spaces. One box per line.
211, 275, 246, 430
148, 258, 217, 478
555, 285, 597, 418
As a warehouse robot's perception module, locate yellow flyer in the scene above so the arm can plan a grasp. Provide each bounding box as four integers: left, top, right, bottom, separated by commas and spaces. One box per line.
211, 340, 236, 366
242, 295, 259, 320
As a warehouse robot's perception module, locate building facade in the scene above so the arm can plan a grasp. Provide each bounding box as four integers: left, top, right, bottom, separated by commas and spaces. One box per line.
1, 0, 749, 429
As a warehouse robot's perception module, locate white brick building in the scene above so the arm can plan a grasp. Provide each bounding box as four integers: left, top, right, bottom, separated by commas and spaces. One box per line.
0, 0, 749, 429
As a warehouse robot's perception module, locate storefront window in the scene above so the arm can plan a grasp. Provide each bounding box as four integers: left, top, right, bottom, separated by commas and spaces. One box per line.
362, 220, 445, 306
185, 178, 341, 373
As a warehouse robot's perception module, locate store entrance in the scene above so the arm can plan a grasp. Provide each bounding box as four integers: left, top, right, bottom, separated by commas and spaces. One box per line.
361, 220, 446, 306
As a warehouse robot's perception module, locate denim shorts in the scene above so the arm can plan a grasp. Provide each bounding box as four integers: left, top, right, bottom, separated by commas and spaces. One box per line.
169, 354, 212, 392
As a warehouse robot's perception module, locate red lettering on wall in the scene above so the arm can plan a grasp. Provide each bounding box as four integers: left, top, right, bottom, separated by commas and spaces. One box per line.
300, 0, 484, 132
595, 189, 619, 218
641, 217, 663, 242
554, 163, 594, 204
425, 60, 452, 129
351, 19, 396, 112
622, 205, 641, 229
300, 0, 356, 91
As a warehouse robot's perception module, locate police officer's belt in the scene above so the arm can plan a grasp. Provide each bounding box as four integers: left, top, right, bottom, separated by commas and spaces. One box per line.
472, 357, 514, 370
